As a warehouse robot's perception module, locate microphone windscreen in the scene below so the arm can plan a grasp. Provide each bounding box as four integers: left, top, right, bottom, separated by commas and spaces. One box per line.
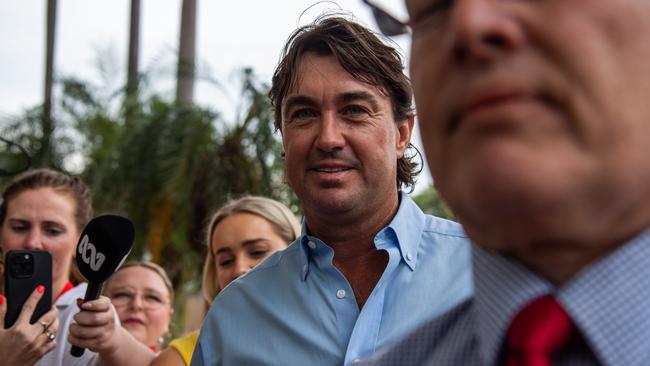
75, 215, 134, 283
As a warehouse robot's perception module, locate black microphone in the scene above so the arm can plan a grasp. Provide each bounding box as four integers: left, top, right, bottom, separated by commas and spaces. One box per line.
70, 215, 135, 358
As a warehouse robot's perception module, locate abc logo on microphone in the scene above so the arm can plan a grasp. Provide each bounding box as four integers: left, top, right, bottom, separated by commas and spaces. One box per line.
77, 234, 106, 271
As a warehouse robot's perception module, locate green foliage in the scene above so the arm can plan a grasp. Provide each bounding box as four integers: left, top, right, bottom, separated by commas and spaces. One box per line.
0, 105, 75, 179
412, 186, 456, 221
0, 67, 293, 336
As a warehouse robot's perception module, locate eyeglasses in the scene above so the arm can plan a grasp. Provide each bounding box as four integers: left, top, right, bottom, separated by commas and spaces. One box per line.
109, 291, 169, 310
362, 0, 410, 36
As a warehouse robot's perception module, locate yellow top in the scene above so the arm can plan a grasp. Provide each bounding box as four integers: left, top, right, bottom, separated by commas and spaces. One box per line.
169, 330, 200, 366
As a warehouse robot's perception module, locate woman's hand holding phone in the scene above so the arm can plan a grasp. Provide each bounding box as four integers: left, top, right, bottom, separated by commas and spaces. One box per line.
0, 287, 59, 366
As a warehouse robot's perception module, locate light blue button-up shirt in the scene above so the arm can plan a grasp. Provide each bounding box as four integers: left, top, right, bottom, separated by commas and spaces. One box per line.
191, 194, 473, 366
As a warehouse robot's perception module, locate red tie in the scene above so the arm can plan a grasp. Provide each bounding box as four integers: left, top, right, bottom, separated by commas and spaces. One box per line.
505, 295, 575, 366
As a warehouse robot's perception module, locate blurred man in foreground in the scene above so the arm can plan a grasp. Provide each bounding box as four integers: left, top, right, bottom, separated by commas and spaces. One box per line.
361, 0, 650, 365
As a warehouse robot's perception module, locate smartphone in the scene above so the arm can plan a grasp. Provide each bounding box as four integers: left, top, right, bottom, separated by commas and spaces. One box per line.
4, 250, 52, 328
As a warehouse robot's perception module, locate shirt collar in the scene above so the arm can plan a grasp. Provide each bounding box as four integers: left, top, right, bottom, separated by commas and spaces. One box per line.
473, 247, 553, 365
55, 281, 74, 301
473, 227, 650, 365
56, 282, 87, 307
297, 192, 426, 280
383, 192, 425, 271
558, 228, 650, 365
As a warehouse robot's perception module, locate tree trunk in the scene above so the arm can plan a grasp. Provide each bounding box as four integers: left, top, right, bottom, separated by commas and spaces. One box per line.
176, 0, 196, 108
125, 0, 141, 123
41, 0, 57, 166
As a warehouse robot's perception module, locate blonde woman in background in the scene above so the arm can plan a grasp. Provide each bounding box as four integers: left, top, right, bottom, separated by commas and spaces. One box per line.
150, 196, 301, 366
104, 262, 174, 352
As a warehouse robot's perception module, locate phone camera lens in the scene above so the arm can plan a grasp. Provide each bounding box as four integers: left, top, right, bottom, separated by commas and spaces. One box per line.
9, 252, 34, 277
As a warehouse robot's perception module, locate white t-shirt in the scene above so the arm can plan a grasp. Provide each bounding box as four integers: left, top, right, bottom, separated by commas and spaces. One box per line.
36, 283, 99, 366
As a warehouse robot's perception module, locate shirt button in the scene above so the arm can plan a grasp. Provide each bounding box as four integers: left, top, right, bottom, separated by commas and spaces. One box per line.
308, 241, 317, 249
336, 289, 346, 299
406, 252, 413, 261
302, 264, 308, 273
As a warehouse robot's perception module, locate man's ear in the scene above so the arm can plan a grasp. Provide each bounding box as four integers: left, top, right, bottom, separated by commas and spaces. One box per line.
395, 113, 415, 158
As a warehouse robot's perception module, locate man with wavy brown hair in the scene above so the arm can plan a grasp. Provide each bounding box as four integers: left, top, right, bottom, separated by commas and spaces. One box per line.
192, 15, 472, 366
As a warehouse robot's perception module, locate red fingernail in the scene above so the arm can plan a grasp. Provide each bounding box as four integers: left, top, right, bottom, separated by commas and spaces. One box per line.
0, 295, 5, 305
36, 285, 45, 294
76, 298, 84, 307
